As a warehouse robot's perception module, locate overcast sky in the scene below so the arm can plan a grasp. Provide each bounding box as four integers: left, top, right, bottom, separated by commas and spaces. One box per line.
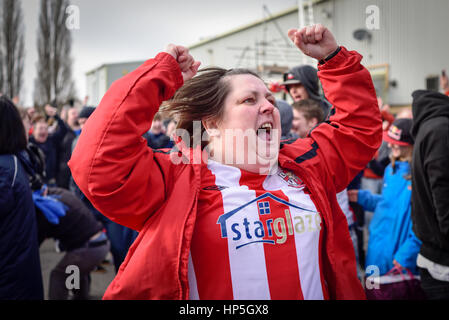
21, 0, 298, 106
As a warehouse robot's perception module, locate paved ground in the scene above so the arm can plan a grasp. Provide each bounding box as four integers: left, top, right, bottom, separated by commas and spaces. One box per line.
39, 238, 116, 300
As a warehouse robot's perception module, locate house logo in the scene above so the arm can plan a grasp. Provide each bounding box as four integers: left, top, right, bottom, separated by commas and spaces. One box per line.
217, 193, 321, 250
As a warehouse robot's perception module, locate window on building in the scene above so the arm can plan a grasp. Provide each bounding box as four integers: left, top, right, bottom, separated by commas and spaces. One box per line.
426, 75, 439, 92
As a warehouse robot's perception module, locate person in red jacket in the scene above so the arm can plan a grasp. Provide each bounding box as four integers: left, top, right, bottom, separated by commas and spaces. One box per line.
69, 24, 382, 300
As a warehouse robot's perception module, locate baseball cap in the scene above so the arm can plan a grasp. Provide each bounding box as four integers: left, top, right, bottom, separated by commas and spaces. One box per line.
79, 106, 96, 119
281, 71, 302, 86
383, 118, 414, 146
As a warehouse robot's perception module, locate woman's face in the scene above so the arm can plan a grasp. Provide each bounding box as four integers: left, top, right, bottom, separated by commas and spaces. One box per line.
67, 108, 79, 127
292, 109, 316, 138
33, 121, 49, 143
208, 74, 281, 174
288, 83, 309, 102
389, 143, 413, 160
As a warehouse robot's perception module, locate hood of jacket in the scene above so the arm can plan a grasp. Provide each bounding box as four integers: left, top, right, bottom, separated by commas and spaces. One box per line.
287, 65, 322, 102
411, 90, 449, 138
285, 65, 331, 118
276, 99, 293, 138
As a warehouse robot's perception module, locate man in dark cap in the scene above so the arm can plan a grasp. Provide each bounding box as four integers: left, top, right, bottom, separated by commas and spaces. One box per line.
70, 106, 96, 154
77, 106, 96, 131
411, 90, 449, 299
281, 64, 331, 119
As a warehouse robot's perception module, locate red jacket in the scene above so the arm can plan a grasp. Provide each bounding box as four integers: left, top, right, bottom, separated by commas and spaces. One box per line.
69, 47, 382, 300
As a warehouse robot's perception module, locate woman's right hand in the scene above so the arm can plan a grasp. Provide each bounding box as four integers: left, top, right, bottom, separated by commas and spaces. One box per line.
288, 24, 338, 61
347, 189, 359, 203
164, 44, 201, 82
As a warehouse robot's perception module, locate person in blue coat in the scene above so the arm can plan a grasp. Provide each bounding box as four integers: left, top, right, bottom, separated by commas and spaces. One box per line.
0, 97, 44, 300
348, 118, 422, 276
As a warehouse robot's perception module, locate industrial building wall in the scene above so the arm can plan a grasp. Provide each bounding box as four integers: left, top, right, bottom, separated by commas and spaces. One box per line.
331, 0, 449, 105
106, 61, 145, 88
85, 61, 145, 106
188, 0, 449, 106
85, 67, 107, 106
86, 71, 100, 106
188, 5, 334, 71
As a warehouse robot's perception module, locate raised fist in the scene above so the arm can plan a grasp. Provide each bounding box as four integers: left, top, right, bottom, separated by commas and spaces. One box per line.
288, 24, 338, 61
44, 104, 58, 117
164, 44, 201, 82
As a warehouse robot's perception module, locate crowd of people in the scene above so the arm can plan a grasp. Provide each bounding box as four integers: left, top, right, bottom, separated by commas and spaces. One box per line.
1, 24, 449, 300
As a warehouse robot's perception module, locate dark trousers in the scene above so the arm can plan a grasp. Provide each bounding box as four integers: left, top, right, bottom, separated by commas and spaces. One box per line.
49, 241, 110, 300
105, 221, 138, 272
419, 267, 449, 300
83, 199, 138, 273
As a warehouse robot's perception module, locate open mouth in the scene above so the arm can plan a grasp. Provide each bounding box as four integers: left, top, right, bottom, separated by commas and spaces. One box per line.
257, 122, 273, 141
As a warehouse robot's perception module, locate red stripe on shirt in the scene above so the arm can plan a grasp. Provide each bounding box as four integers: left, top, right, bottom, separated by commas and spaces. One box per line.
190, 166, 234, 299
306, 189, 329, 300
258, 189, 303, 300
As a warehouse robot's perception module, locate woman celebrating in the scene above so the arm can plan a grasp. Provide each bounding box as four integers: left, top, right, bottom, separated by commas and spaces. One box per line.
69, 24, 382, 300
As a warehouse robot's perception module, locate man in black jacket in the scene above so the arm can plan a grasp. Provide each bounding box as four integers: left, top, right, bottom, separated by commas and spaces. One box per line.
281, 64, 331, 119
35, 186, 110, 300
411, 90, 449, 299
26, 142, 109, 300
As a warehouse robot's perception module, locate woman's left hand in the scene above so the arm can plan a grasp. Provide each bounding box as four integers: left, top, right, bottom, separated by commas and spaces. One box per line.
393, 259, 403, 269
164, 44, 201, 82
288, 24, 339, 61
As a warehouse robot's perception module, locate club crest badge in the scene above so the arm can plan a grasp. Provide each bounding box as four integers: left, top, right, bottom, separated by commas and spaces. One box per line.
277, 168, 305, 189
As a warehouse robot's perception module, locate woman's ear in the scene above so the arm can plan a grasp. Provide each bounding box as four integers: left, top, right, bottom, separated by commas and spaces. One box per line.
202, 119, 220, 138
309, 118, 319, 128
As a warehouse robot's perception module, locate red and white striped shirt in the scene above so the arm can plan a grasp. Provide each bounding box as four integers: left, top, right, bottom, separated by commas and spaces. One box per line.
188, 160, 328, 300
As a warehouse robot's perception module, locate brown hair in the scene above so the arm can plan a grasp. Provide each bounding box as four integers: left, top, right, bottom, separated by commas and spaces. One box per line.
153, 112, 163, 122
32, 113, 47, 125
390, 145, 413, 180
161, 67, 261, 149
17, 106, 30, 121
292, 99, 324, 123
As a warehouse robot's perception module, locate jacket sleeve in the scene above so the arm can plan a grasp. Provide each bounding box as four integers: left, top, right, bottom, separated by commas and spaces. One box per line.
0, 157, 15, 216
68, 53, 183, 231
423, 127, 449, 238
310, 47, 382, 192
50, 115, 68, 146
394, 227, 422, 271
357, 189, 381, 213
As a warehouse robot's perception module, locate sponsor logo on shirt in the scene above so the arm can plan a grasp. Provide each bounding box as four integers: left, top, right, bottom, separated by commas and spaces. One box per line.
217, 193, 321, 250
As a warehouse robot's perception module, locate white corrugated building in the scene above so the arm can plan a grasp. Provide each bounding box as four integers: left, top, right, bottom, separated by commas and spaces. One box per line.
86, 60, 145, 106
86, 0, 449, 109
187, 0, 449, 108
